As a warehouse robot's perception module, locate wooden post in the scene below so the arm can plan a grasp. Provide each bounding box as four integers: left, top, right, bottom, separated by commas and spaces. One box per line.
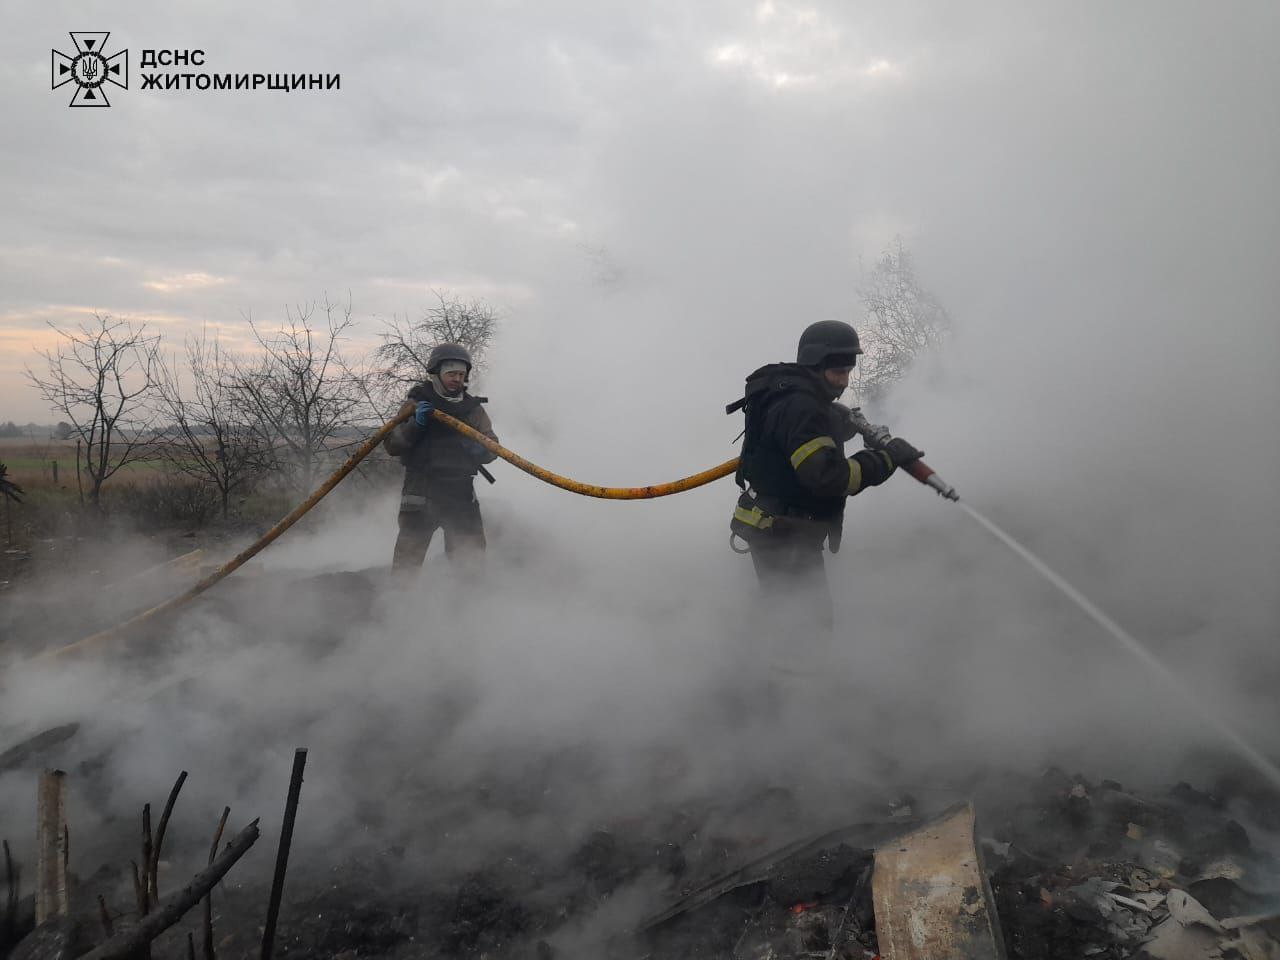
35, 769, 68, 923
51, 460, 59, 485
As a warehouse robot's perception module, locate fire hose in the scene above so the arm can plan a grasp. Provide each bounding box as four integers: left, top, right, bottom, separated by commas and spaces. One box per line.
33, 406, 956, 662
24, 411, 1280, 799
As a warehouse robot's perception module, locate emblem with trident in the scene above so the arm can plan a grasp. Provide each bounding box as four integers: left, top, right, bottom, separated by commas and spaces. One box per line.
52, 32, 128, 107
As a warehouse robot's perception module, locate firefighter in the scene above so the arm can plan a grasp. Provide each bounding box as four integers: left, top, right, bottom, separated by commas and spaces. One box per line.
727, 320, 924, 627
384, 343, 498, 580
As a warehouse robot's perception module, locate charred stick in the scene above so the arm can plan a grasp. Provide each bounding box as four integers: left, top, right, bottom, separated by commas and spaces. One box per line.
150, 770, 189, 900
204, 807, 230, 960
141, 803, 153, 913
826, 890, 857, 960
98, 894, 114, 937
827, 863, 872, 960
78, 818, 260, 960
260, 748, 307, 960
63, 824, 70, 902
207, 808, 230, 867
4, 839, 16, 935
130, 860, 147, 917
131, 859, 152, 958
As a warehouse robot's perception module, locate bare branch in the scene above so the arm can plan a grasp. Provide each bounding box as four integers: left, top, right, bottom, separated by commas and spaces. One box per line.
853, 238, 952, 403
155, 328, 271, 520
24, 313, 161, 510
371, 290, 498, 412
228, 295, 375, 495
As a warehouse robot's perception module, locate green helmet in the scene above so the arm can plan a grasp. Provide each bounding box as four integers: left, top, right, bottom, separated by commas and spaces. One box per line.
426, 343, 473, 375
796, 321, 863, 368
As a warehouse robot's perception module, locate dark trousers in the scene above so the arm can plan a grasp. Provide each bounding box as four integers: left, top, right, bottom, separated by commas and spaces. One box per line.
392, 492, 486, 573
748, 531, 834, 633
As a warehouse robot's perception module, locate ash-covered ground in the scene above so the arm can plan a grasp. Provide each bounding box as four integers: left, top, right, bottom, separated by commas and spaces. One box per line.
2, 509, 1279, 960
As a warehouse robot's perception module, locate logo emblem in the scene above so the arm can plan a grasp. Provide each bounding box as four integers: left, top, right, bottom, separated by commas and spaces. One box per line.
52, 32, 128, 107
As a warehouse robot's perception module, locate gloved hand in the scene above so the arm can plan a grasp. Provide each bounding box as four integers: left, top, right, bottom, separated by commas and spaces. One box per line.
860, 421, 893, 449
884, 436, 924, 467
414, 400, 434, 428
830, 402, 858, 442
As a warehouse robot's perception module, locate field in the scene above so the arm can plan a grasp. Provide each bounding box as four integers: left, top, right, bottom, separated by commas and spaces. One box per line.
0, 433, 398, 590
0, 436, 171, 488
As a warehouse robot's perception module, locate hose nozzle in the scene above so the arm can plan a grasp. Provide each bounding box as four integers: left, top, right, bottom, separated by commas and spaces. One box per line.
848, 406, 960, 501
907, 461, 960, 501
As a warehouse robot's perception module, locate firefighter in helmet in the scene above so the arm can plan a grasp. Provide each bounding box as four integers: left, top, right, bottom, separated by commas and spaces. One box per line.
727, 320, 924, 626
383, 343, 498, 578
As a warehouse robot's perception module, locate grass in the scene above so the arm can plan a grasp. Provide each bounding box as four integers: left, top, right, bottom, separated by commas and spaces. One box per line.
0, 409, 405, 607
3, 457, 392, 538
0, 438, 201, 485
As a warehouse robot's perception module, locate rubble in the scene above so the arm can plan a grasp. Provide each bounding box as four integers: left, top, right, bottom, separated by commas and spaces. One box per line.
986, 769, 1280, 960
3, 722, 1279, 960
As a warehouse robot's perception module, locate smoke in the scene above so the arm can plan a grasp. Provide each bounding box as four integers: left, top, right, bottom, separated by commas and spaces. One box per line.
2, 0, 1278, 947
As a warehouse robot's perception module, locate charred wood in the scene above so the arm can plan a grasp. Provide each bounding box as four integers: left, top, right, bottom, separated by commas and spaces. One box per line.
77, 819, 260, 960
149, 771, 188, 902
261, 748, 307, 960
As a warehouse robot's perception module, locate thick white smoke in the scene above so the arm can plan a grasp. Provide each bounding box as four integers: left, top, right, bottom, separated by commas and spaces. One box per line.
1, 1, 1277, 946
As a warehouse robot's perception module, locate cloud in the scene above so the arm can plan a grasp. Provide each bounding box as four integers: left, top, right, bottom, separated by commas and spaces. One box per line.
142, 271, 231, 293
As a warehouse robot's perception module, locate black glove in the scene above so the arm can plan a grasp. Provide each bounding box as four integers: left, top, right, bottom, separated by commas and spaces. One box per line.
830, 402, 859, 442
884, 437, 924, 467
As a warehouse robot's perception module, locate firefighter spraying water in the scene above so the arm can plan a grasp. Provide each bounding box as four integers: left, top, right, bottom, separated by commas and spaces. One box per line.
15, 341, 1280, 802
724, 320, 944, 630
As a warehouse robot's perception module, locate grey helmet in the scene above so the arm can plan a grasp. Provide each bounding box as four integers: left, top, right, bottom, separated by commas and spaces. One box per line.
796, 320, 863, 368
426, 342, 473, 375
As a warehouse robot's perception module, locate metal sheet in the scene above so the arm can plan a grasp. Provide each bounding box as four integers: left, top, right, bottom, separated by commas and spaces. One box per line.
872, 802, 1006, 960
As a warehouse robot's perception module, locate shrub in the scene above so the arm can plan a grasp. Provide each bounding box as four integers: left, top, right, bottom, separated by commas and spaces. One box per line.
112, 474, 223, 530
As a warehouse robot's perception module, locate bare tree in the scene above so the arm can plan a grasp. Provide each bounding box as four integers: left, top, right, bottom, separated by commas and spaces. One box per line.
372, 290, 498, 410
231, 296, 373, 495
25, 314, 161, 510
156, 328, 269, 520
853, 238, 952, 402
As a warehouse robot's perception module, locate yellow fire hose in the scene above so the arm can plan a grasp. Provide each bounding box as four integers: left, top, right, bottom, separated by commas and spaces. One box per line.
33, 409, 740, 663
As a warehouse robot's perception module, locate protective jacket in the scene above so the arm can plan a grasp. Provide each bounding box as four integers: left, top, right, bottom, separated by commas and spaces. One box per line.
384, 382, 498, 502
729, 363, 896, 547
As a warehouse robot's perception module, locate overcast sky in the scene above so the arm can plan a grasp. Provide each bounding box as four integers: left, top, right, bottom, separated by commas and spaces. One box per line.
4, 0, 1275, 423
